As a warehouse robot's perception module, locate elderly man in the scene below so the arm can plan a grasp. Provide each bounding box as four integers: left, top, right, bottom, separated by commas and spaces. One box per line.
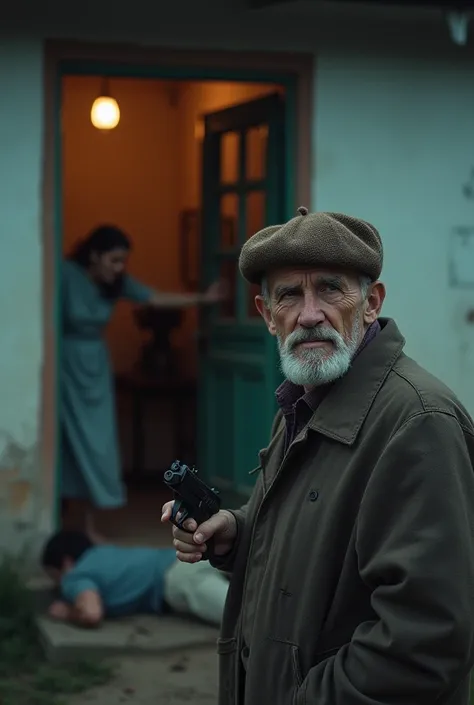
162, 207, 474, 705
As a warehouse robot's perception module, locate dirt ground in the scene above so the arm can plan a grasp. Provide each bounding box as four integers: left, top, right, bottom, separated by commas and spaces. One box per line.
67, 647, 219, 705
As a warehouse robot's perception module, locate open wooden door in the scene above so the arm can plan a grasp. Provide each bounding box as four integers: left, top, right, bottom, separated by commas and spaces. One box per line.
198, 92, 286, 500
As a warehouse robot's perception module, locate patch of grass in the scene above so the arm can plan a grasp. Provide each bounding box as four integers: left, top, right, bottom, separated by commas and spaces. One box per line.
0, 554, 113, 705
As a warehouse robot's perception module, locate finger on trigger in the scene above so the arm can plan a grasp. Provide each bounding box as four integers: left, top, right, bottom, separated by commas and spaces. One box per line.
172, 526, 194, 543
183, 518, 197, 532
161, 503, 172, 519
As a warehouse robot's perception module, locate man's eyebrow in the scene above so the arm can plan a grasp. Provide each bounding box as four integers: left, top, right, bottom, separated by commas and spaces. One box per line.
316, 274, 346, 287
272, 274, 349, 299
273, 283, 301, 299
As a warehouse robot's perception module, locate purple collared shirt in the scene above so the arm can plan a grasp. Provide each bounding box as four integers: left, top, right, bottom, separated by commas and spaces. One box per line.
276, 320, 381, 450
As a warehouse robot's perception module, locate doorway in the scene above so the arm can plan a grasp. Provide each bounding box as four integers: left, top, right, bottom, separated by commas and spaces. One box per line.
45, 46, 312, 544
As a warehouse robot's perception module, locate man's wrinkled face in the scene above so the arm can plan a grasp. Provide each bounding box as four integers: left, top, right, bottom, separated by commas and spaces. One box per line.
255, 268, 384, 388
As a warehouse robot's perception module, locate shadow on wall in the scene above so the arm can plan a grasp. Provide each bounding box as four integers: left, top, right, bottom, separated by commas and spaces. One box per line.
61, 76, 283, 378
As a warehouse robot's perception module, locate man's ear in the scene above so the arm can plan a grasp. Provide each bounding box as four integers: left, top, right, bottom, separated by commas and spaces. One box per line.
255, 296, 277, 336
363, 281, 386, 325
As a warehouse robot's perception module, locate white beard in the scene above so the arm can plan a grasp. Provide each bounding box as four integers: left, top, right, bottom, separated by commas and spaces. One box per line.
277, 316, 362, 387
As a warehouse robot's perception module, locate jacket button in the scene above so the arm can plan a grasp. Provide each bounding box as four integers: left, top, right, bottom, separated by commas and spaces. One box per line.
308, 490, 319, 502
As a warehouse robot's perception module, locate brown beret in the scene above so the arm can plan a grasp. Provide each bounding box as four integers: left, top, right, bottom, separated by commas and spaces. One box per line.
238, 206, 383, 285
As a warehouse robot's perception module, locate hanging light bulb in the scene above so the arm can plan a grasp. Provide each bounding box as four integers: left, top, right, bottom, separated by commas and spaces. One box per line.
91, 77, 120, 131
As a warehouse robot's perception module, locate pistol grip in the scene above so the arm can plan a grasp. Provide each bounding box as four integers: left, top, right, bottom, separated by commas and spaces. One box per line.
170, 499, 217, 561
170, 499, 192, 531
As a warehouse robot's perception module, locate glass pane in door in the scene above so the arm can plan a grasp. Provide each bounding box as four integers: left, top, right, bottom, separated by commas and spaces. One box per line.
219, 193, 239, 249
220, 131, 240, 184
246, 190, 267, 317
246, 190, 266, 240
245, 125, 268, 181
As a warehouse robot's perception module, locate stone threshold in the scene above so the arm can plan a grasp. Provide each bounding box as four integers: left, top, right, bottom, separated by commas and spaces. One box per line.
29, 582, 219, 663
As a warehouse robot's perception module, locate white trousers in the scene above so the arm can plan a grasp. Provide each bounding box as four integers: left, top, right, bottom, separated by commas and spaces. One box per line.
163, 559, 229, 627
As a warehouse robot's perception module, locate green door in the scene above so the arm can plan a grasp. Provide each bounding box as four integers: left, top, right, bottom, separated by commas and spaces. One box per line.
198, 92, 286, 501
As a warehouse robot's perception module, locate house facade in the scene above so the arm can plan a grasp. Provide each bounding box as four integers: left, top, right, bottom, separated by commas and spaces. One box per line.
1, 0, 474, 562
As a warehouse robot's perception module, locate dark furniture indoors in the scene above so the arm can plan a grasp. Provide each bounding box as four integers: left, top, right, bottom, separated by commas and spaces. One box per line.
115, 372, 197, 484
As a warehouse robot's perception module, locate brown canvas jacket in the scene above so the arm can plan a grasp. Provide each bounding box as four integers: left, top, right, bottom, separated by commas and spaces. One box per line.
211, 318, 474, 705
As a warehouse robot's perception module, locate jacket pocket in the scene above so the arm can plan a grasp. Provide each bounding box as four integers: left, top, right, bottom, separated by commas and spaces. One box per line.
313, 642, 348, 666
246, 636, 303, 705
290, 643, 304, 688
217, 637, 237, 705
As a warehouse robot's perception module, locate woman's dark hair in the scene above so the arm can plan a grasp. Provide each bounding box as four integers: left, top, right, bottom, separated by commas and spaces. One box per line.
69, 224, 131, 299
41, 530, 93, 570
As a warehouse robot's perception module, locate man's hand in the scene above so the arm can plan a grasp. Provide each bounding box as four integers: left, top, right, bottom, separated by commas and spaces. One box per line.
50, 592, 103, 628
73, 589, 103, 627
48, 600, 71, 621
161, 502, 237, 563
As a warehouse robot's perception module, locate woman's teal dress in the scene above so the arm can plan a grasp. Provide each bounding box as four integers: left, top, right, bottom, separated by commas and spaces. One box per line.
61, 260, 152, 507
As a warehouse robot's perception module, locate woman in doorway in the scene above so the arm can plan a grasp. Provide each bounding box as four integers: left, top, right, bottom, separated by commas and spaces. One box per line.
61, 224, 223, 540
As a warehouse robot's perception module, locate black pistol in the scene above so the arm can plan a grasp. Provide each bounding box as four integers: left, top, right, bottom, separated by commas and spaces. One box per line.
163, 460, 221, 531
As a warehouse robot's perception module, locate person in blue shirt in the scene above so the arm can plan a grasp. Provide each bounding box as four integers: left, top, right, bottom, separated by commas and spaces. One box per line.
41, 531, 229, 628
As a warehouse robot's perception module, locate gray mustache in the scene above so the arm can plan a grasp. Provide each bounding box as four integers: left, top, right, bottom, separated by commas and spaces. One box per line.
286, 327, 341, 350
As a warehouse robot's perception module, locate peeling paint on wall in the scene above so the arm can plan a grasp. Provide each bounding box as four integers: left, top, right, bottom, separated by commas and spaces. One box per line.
0, 431, 46, 568
9, 480, 33, 513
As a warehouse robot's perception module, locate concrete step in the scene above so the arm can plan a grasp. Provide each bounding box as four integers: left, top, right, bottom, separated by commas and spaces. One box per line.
36, 612, 219, 663
28, 576, 219, 663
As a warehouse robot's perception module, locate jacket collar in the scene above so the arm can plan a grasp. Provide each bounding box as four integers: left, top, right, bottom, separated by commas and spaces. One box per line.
306, 318, 405, 445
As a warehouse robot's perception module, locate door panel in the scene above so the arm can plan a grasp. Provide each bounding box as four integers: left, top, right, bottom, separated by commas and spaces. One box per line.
199, 92, 286, 499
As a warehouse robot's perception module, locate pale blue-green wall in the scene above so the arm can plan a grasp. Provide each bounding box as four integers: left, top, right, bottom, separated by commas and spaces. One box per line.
0, 38, 45, 555
314, 52, 474, 403
0, 38, 43, 444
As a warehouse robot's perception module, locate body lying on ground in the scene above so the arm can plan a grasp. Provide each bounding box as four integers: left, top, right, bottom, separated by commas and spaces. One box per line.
41, 530, 229, 628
